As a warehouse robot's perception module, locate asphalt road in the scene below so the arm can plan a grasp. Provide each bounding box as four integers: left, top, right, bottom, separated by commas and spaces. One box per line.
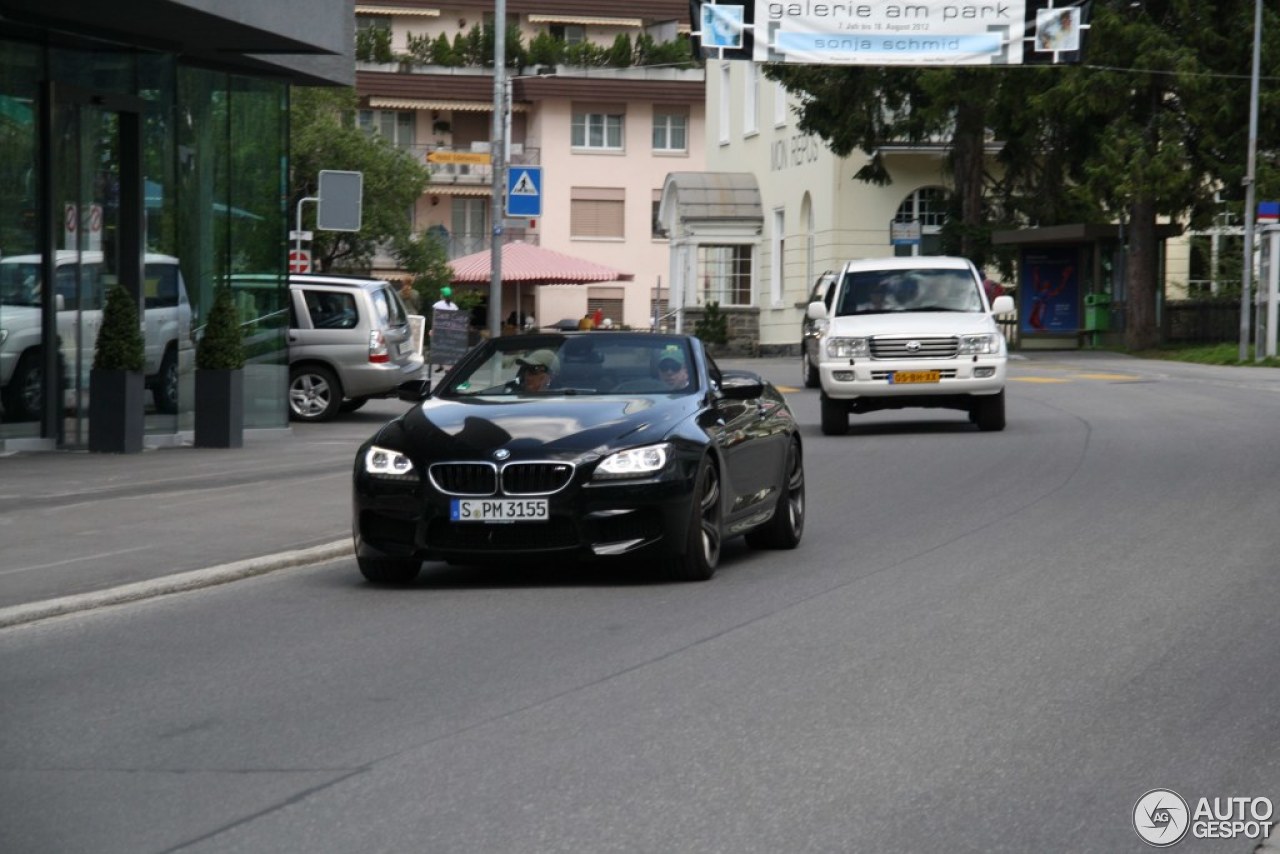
2, 353, 1279, 853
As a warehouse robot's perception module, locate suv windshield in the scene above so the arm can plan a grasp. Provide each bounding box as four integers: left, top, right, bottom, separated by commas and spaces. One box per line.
835, 269, 982, 316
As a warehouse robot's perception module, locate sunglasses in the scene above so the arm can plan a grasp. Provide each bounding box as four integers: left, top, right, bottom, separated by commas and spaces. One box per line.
658, 361, 683, 373
523, 364, 549, 374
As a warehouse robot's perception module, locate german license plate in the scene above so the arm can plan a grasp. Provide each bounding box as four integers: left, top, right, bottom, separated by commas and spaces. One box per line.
890, 370, 941, 384
451, 498, 548, 522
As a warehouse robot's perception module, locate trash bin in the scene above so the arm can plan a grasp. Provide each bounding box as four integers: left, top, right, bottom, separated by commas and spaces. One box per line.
1083, 293, 1111, 332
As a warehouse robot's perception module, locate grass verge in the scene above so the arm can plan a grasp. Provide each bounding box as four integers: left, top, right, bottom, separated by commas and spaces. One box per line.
1129, 343, 1280, 368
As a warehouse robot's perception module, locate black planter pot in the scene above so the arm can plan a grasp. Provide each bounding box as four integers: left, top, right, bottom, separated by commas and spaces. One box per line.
194, 369, 244, 449
88, 369, 145, 454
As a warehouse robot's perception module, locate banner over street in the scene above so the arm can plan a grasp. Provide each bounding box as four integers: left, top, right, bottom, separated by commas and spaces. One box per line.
691, 1, 1091, 66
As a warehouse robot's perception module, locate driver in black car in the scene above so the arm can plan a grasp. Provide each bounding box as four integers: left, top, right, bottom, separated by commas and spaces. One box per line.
510, 349, 559, 393
657, 348, 690, 390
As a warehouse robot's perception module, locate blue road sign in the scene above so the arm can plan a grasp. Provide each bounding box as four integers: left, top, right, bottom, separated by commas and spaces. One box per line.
507, 166, 542, 218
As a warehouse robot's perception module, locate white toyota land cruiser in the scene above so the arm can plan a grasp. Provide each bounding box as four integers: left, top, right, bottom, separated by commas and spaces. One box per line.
807, 256, 1015, 435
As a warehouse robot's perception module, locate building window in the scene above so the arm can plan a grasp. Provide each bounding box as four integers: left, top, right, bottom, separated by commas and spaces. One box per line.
699, 244, 752, 306
571, 188, 625, 239
355, 16, 393, 63
650, 293, 671, 330
653, 112, 687, 152
771, 208, 785, 307
551, 24, 587, 45
571, 112, 624, 150
358, 109, 415, 150
451, 198, 489, 257
718, 63, 731, 145
893, 186, 948, 257
774, 80, 789, 126
651, 189, 666, 239
743, 61, 758, 136
586, 295, 623, 326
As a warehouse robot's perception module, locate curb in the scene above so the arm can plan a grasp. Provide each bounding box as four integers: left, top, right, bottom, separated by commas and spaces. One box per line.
0, 540, 352, 630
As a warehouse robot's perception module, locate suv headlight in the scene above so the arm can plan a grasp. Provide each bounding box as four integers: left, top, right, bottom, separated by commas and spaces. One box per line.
593, 443, 671, 481
826, 337, 869, 359
364, 445, 416, 480
957, 334, 1001, 355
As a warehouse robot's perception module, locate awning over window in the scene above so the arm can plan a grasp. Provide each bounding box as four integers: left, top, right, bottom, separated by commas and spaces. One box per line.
426, 185, 492, 197
527, 15, 643, 27
355, 5, 441, 16
368, 97, 526, 112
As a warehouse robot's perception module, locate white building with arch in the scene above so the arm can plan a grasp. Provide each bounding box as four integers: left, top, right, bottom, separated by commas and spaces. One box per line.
660, 59, 1001, 355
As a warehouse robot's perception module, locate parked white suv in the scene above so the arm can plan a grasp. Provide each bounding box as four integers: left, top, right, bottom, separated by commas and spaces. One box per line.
0, 251, 192, 420
807, 256, 1015, 434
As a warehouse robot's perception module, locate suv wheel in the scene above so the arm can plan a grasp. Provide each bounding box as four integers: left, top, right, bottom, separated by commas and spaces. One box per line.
820, 395, 849, 436
802, 350, 820, 389
151, 346, 179, 414
972, 390, 1006, 432
3, 351, 44, 421
289, 364, 342, 422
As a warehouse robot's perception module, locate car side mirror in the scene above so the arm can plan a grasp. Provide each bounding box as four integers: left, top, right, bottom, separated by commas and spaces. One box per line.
397, 378, 431, 402
807, 301, 828, 321
718, 373, 764, 401
990, 295, 1015, 316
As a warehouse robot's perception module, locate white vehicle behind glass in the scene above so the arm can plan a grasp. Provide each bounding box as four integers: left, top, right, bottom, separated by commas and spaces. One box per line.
807, 256, 1015, 435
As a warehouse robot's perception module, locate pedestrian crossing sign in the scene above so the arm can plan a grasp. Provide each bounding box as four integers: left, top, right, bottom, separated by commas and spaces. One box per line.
506, 166, 542, 217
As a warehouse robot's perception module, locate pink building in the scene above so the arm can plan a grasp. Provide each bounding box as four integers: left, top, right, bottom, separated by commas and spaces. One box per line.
354, 1, 705, 330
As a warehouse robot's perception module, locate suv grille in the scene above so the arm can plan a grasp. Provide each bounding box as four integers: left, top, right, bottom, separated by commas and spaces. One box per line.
871, 336, 959, 359
428, 461, 574, 496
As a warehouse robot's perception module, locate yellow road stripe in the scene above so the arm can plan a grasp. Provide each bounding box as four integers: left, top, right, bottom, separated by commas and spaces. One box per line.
1010, 377, 1072, 383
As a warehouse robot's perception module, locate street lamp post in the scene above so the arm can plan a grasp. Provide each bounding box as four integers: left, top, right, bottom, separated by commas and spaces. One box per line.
489, 0, 507, 340
1241, 0, 1262, 362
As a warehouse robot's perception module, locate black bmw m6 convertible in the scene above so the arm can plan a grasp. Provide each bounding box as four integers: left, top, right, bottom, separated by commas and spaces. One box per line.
352, 332, 804, 583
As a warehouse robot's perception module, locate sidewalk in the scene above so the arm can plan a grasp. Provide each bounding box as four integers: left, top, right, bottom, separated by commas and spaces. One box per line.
0, 405, 393, 628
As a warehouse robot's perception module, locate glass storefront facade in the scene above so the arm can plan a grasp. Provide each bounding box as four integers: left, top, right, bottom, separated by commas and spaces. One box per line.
0, 37, 289, 448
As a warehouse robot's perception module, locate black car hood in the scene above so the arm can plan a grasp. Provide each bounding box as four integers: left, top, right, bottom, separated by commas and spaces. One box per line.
384, 395, 700, 460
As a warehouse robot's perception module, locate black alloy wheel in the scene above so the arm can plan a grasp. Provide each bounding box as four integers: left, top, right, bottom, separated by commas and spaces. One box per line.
745, 439, 805, 549
670, 456, 722, 581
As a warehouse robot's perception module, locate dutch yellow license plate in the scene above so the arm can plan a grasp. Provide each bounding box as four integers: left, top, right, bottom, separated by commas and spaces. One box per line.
891, 371, 941, 384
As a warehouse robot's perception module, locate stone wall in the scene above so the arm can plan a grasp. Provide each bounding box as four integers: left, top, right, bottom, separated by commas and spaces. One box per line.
683, 305, 759, 357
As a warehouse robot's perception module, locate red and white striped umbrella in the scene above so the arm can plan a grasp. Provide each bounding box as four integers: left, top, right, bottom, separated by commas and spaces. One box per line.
449, 241, 633, 286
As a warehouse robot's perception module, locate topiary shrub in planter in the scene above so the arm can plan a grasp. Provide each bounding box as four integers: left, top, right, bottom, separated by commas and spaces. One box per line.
89, 284, 146, 454
694, 300, 730, 355
194, 286, 246, 448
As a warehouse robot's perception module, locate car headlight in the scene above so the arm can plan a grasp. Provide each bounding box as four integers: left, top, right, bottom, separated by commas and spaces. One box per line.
593, 443, 671, 481
826, 337, 869, 359
957, 334, 1000, 355
364, 445, 417, 480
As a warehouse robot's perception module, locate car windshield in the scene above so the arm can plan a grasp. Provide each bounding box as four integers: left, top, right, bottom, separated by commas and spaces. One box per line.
835, 269, 983, 316
0, 262, 41, 306
440, 334, 698, 397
